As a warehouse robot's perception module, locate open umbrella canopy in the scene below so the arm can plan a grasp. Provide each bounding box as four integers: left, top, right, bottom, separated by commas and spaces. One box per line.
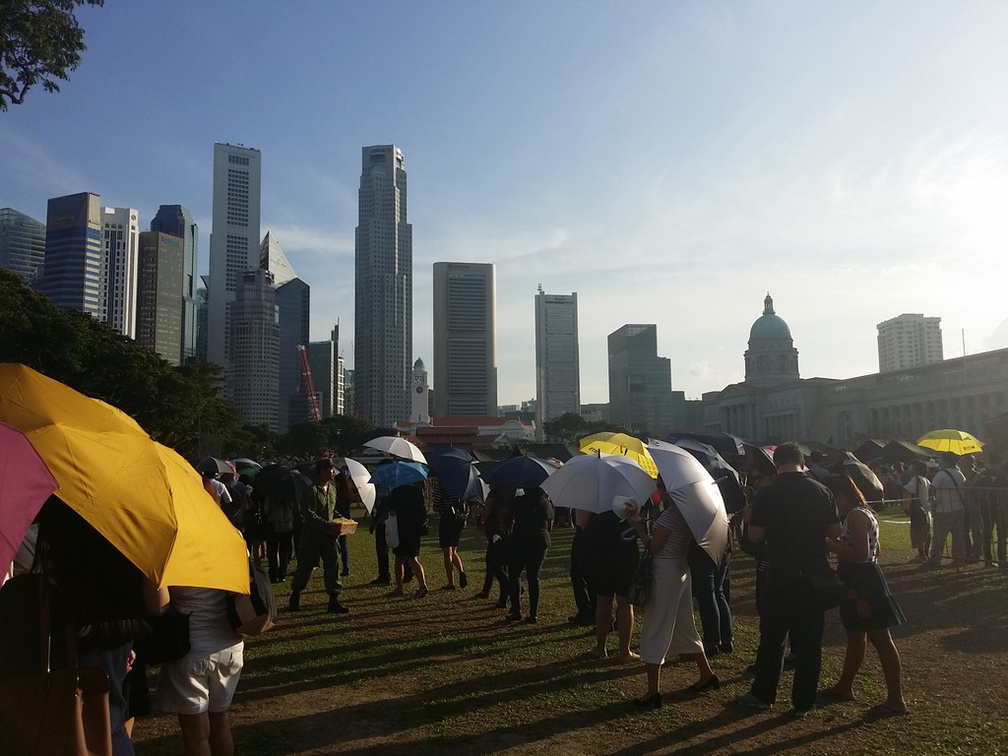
343, 458, 377, 514
479, 456, 558, 491
364, 435, 428, 464
840, 454, 885, 505
0, 364, 249, 594
916, 429, 984, 457
196, 456, 232, 476
0, 421, 58, 573
670, 437, 746, 514
647, 440, 729, 564
426, 446, 486, 502
231, 458, 263, 479
369, 460, 428, 496
541, 452, 656, 514
578, 432, 659, 478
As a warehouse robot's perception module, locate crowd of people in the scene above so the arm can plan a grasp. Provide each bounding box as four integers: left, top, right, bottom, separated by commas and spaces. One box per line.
5, 440, 1007, 754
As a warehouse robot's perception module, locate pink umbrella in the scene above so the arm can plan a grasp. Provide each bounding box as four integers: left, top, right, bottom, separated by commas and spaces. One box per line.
0, 421, 58, 573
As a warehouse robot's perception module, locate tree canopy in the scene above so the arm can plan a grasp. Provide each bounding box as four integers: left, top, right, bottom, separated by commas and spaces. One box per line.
0, 0, 103, 110
0, 268, 239, 457
282, 414, 377, 458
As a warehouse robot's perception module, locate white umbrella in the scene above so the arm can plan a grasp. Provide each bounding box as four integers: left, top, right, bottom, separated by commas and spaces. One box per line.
343, 458, 377, 514
647, 439, 729, 564
364, 435, 428, 465
541, 452, 656, 514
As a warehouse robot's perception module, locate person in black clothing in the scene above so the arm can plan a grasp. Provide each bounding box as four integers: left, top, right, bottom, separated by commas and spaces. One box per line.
735, 443, 841, 718
587, 506, 641, 660
477, 486, 510, 606
506, 487, 554, 624
388, 483, 429, 598
567, 508, 596, 626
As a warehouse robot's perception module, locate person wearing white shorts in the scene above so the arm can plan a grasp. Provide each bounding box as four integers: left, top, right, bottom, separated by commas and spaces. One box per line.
157, 587, 244, 755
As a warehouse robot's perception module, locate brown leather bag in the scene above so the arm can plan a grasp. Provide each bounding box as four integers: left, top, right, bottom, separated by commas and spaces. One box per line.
0, 576, 113, 756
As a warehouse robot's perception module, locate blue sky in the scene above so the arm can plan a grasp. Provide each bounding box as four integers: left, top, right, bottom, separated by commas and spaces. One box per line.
3, 1, 1007, 406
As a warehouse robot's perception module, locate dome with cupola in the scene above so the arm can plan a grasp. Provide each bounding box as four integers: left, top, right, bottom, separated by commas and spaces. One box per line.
744, 294, 800, 384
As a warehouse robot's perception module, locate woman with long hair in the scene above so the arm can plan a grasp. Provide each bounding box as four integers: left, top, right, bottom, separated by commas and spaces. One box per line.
822, 474, 908, 715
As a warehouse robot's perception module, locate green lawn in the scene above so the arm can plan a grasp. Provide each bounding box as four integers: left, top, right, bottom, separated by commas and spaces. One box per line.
133, 505, 1008, 755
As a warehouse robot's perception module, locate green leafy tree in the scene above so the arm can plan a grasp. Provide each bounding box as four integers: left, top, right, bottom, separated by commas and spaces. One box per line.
282, 415, 375, 458
0, 269, 239, 456
1, 0, 104, 110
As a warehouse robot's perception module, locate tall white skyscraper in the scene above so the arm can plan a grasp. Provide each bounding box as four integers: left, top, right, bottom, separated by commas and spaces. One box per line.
208, 142, 262, 369
433, 262, 497, 417
534, 286, 580, 433
354, 145, 412, 428
100, 206, 139, 338
877, 313, 943, 373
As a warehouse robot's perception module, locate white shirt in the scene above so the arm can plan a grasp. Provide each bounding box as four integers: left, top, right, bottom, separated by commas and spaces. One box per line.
931, 467, 966, 513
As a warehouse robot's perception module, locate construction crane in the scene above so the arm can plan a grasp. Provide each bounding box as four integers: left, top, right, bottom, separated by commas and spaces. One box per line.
296, 345, 322, 422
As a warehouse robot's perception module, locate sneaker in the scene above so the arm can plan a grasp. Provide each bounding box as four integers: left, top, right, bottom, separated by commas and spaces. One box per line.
327, 596, 350, 614
735, 692, 771, 710
459, 571, 468, 589
792, 708, 810, 719
370, 576, 391, 586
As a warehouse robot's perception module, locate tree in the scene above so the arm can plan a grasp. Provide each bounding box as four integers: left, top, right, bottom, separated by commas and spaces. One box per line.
1, 0, 103, 111
0, 269, 239, 456
281, 415, 376, 458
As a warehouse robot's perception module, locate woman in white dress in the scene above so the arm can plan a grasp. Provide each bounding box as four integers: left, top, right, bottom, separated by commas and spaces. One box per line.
627, 494, 718, 708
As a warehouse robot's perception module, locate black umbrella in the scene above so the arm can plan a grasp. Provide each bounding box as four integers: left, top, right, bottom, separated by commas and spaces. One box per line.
253, 464, 311, 502
667, 432, 745, 462
479, 456, 557, 491
838, 454, 884, 506
195, 456, 231, 476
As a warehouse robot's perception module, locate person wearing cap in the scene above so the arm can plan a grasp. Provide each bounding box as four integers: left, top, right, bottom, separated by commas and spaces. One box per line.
288, 459, 349, 614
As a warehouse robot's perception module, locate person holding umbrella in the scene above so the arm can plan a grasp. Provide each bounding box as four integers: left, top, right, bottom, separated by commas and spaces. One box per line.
625, 491, 718, 708
288, 459, 349, 614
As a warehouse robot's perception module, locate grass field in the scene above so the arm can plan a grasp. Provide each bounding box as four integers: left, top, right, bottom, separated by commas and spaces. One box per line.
132, 507, 1008, 755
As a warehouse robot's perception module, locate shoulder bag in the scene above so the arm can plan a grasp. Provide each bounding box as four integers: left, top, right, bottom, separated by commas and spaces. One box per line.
627, 547, 653, 609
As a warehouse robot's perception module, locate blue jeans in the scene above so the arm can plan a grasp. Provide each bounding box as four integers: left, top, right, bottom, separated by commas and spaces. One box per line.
688, 545, 733, 651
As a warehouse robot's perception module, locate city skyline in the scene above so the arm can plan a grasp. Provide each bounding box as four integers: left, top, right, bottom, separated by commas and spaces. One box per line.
3, 3, 1007, 407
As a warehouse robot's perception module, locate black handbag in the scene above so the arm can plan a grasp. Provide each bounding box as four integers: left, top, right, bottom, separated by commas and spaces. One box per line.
807, 568, 846, 611
627, 547, 653, 609
136, 608, 191, 665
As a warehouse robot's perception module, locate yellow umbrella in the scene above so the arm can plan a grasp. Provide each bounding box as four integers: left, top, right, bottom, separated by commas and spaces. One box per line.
578, 431, 659, 478
915, 429, 984, 457
0, 363, 249, 594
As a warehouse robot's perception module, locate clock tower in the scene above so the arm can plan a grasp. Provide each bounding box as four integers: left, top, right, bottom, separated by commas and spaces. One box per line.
410, 358, 431, 424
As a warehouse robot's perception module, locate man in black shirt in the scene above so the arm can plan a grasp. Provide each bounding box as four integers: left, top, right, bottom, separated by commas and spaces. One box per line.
735, 443, 840, 717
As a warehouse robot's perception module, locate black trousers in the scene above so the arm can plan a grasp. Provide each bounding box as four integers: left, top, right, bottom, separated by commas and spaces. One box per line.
750, 567, 825, 712
569, 528, 595, 617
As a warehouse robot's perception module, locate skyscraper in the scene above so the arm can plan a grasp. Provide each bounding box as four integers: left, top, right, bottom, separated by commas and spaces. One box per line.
0, 208, 46, 284
208, 142, 262, 370
877, 314, 943, 373
607, 324, 673, 435
229, 267, 279, 428
354, 145, 412, 428
40, 192, 103, 316
308, 324, 344, 418
100, 207, 140, 338
136, 231, 184, 365
534, 286, 580, 434
261, 232, 310, 432
432, 262, 497, 416
150, 205, 199, 364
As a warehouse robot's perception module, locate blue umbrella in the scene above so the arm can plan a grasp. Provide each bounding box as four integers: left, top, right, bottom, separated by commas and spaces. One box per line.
369, 460, 429, 496
479, 456, 557, 491
426, 447, 485, 502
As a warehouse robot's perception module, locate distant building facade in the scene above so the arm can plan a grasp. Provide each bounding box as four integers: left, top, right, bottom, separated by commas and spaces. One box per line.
607, 324, 674, 436
150, 205, 199, 364
229, 268, 279, 429
100, 207, 140, 338
433, 262, 497, 417
703, 296, 1007, 448
308, 324, 344, 418
877, 314, 943, 373
261, 232, 310, 432
208, 142, 262, 371
40, 192, 103, 317
410, 358, 431, 424
136, 231, 184, 365
354, 145, 413, 428
534, 286, 580, 436
0, 208, 46, 284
